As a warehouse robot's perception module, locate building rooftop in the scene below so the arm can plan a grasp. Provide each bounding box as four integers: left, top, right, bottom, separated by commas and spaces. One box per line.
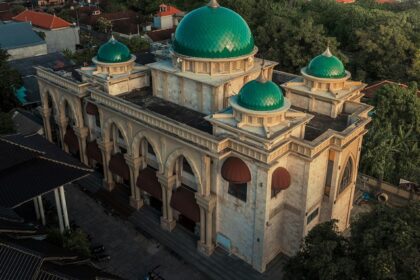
13, 10, 72, 30
0, 22, 44, 49
146, 27, 176, 42
119, 88, 213, 134
299, 108, 349, 141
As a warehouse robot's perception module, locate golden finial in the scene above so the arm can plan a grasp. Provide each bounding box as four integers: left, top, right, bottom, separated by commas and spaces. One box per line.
208, 0, 220, 8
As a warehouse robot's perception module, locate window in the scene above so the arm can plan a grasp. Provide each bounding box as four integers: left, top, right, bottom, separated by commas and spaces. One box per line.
339, 158, 353, 194
228, 183, 247, 202
271, 187, 281, 198
147, 143, 156, 156
182, 158, 193, 174
94, 114, 100, 128
307, 207, 319, 224
324, 159, 334, 196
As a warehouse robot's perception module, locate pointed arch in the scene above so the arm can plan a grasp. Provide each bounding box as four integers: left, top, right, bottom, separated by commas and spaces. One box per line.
164, 148, 202, 194
131, 130, 163, 172
59, 95, 80, 127
338, 155, 354, 195
102, 118, 130, 154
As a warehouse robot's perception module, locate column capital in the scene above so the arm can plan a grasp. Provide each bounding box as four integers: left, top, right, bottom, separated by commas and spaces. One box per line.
40, 107, 51, 118
98, 140, 113, 152
195, 193, 216, 211
73, 126, 89, 138
56, 116, 68, 128
157, 173, 176, 190
124, 153, 142, 169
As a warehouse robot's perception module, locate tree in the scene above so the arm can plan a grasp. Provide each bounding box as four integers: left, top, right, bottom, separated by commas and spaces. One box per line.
0, 48, 21, 112
284, 203, 420, 280
117, 36, 150, 53
0, 112, 15, 135
360, 83, 420, 185
95, 17, 113, 33
284, 221, 356, 280
47, 228, 91, 258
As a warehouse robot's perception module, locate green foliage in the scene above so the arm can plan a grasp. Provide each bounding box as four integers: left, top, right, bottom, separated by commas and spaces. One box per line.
116, 36, 150, 53
361, 84, 420, 184
63, 47, 98, 66
285, 203, 420, 280
0, 49, 21, 112
47, 228, 91, 258
10, 5, 25, 15
0, 112, 15, 135
95, 17, 113, 33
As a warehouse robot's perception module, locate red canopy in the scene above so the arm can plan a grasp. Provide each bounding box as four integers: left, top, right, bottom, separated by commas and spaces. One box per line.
221, 157, 251, 184
109, 153, 130, 180
272, 167, 291, 192
170, 187, 200, 223
137, 167, 162, 201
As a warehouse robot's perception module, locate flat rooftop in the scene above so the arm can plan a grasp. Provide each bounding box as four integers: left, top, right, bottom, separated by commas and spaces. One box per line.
297, 107, 349, 141
120, 88, 213, 134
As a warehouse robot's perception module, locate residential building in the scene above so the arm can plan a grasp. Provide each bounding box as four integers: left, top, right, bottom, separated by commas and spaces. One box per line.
13, 10, 80, 52
153, 4, 183, 30
36, 0, 372, 272
0, 22, 47, 60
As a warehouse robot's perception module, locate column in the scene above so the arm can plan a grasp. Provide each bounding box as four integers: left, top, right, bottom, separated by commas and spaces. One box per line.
74, 126, 89, 165
54, 188, 65, 233
40, 107, 53, 142
37, 196, 46, 226
125, 153, 143, 209
59, 186, 70, 230
157, 174, 176, 232
196, 193, 217, 256
56, 116, 69, 153
98, 140, 115, 191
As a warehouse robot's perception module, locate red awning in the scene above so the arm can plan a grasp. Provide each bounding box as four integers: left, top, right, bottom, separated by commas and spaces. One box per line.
170, 187, 200, 223
86, 140, 102, 163
109, 153, 130, 180
221, 157, 251, 184
137, 167, 162, 201
272, 167, 291, 192
64, 127, 79, 154
86, 102, 99, 115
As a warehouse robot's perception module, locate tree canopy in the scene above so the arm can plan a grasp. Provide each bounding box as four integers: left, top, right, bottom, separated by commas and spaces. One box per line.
360, 83, 420, 185
284, 202, 420, 280
0, 49, 21, 113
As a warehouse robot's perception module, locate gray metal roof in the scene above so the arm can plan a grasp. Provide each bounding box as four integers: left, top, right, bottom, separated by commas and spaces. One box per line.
0, 22, 45, 50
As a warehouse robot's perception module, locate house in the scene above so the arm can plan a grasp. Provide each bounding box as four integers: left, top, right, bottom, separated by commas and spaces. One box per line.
36, 0, 372, 272
153, 4, 183, 30
13, 10, 80, 52
37, 0, 65, 6
0, 3, 13, 22
0, 22, 47, 60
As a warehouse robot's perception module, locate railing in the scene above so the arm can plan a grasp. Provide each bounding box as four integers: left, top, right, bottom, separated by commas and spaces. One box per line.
36, 66, 90, 95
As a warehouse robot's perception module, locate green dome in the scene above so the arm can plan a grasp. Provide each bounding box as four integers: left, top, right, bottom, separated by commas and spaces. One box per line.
97, 37, 131, 63
306, 48, 346, 79
238, 78, 284, 111
173, 1, 255, 59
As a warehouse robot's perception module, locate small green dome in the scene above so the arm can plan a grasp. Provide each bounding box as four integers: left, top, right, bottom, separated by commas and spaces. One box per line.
97, 37, 131, 63
238, 78, 284, 111
306, 48, 346, 79
173, 1, 255, 59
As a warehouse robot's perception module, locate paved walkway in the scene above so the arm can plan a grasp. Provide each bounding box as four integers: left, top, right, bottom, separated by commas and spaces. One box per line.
65, 182, 208, 280
70, 174, 287, 280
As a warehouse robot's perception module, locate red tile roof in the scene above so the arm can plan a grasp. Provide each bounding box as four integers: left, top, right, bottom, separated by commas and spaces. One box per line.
156, 4, 181, 17
363, 80, 420, 99
336, 0, 355, 3
12, 10, 71, 30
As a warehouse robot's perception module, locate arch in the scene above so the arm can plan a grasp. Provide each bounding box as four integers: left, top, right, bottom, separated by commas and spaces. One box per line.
102, 117, 130, 153
338, 155, 354, 195
131, 130, 163, 172
42, 89, 58, 114
164, 148, 202, 194
59, 95, 80, 127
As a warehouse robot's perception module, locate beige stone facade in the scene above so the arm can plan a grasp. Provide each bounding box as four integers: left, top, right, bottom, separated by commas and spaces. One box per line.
36, 34, 371, 273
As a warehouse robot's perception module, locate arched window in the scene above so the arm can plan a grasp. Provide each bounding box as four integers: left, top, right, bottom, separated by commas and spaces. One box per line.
339, 158, 353, 194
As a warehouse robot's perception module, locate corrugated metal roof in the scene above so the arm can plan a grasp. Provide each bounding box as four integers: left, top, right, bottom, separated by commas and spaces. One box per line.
0, 22, 44, 50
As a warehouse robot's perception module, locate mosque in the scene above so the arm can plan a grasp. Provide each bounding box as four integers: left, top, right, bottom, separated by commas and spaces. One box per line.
36, 0, 372, 272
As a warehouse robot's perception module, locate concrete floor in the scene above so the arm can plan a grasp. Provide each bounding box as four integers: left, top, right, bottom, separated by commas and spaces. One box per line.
65, 184, 208, 280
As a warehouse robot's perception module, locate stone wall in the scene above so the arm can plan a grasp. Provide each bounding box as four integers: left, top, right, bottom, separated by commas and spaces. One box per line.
34, 26, 80, 53
7, 43, 47, 60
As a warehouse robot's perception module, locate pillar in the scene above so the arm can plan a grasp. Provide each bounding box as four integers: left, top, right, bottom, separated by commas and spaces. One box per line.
125, 153, 143, 209
157, 174, 176, 232
74, 126, 89, 165
59, 186, 70, 230
54, 188, 64, 233
33, 196, 46, 225
98, 140, 115, 190
56, 116, 69, 153
40, 107, 53, 142
196, 193, 216, 256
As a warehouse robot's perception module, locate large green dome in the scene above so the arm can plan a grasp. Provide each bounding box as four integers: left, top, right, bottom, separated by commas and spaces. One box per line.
306, 48, 346, 79
173, 1, 255, 59
97, 36, 131, 63
238, 78, 284, 111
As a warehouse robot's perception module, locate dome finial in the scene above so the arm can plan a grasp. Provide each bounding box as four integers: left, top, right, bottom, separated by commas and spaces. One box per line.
257, 59, 267, 82
208, 0, 220, 8
323, 45, 333, 57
